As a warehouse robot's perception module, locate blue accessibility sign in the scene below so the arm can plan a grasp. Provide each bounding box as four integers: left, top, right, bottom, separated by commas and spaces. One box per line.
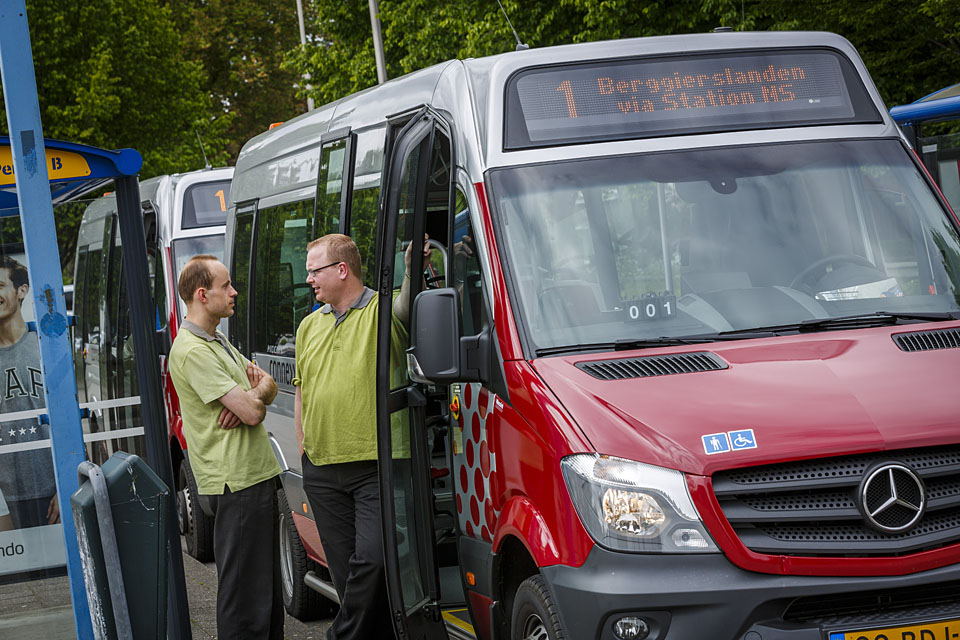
702, 433, 731, 455
729, 429, 757, 451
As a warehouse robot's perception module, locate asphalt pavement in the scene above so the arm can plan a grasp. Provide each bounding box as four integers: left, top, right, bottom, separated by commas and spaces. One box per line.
180, 537, 333, 640
0, 540, 332, 639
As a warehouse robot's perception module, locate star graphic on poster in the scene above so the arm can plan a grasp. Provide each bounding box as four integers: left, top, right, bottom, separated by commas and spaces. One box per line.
8, 429, 15, 438
19, 427, 27, 435
30, 426, 37, 434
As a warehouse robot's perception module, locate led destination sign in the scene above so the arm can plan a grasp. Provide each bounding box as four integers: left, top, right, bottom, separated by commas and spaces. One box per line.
506, 49, 879, 148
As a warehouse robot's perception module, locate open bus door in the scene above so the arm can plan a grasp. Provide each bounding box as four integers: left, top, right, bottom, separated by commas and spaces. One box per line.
376, 108, 452, 640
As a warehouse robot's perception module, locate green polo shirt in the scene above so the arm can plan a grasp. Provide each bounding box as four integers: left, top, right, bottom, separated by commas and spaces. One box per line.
169, 320, 281, 495
293, 288, 408, 466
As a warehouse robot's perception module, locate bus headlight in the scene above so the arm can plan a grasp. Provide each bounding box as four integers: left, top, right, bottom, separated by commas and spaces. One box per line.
561, 454, 718, 553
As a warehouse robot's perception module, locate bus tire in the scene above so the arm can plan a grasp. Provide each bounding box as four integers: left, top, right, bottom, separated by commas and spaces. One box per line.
278, 488, 337, 621
178, 457, 215, 562
511, 575, 566, 640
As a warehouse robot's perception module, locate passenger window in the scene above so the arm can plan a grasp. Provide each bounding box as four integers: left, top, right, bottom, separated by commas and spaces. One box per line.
252, 199, 314, 356
231, 207, 255, 353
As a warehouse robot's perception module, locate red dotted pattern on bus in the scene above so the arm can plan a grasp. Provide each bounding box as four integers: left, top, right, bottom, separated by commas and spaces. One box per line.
454, 383, 499, 542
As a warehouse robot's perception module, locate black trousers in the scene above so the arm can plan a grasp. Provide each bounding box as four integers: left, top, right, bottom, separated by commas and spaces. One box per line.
302, 457, 393, 640
212, 479, 284, 640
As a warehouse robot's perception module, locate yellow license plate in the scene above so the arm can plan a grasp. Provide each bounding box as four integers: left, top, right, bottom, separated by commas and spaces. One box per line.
829, 617, 960, 640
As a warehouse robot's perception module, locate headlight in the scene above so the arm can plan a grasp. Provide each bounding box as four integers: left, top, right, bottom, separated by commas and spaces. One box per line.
561, 453, 718, 553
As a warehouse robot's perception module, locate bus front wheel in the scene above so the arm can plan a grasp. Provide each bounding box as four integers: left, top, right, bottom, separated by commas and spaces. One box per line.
511, 575, 567, 640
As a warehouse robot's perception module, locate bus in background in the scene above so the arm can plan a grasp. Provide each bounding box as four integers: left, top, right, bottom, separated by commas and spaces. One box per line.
891, 83, 960, 211
73, 166, 232, 562
228, 31, 960, 640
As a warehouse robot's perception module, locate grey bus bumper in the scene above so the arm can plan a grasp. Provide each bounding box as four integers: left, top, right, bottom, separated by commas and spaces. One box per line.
540, 547, 960, 640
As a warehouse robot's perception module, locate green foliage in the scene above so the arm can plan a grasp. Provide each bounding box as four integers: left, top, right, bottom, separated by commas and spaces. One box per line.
0, 0, 215, 176
173, 0, 308, 160
291, 0, 960, 118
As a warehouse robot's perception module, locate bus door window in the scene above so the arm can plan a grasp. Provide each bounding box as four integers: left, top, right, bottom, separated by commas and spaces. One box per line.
104, 216, 123, 396
231, 204, 256, 354
453, 189, 487, 338
143, 206, 167, 333
252, 200, 314, 357
316, 135, 351, 239
347, 126, 386, 288
72, 248, 89, 401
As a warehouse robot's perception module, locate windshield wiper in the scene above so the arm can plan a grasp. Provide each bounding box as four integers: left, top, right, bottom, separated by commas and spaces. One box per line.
535, 333, 774, 357
713, 311, 960, 338
798, 311, 959, 332
534, 312, 960, 357
535, 338, 703, 357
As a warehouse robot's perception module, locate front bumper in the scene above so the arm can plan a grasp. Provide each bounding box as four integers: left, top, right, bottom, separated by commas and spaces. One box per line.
541, 546, 960, 640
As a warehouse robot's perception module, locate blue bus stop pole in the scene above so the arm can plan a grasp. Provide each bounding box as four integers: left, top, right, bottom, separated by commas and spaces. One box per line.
0, 3, 94, 639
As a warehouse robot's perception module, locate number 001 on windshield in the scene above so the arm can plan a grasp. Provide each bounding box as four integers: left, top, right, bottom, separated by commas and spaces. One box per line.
829, 617, 960, 640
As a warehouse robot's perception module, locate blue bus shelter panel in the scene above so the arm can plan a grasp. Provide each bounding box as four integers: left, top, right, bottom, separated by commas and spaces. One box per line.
0, 136, 141, 213
890, 83, 960, 126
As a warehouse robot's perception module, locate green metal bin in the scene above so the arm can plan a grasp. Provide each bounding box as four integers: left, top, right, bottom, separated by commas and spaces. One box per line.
71, 451, 169, 640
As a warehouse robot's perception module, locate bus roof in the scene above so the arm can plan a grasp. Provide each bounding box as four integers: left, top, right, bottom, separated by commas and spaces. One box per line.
232, 30, 887, 203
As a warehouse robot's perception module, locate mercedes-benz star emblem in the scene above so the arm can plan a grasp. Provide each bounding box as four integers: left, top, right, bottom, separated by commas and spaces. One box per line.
858, 462, 925, 533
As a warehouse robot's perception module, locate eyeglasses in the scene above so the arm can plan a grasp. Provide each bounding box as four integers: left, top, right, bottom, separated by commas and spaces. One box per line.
306, 261, 342, 278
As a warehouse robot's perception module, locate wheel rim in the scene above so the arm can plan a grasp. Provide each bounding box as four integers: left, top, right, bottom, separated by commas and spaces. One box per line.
279, 510, 295, 599
177, 464, 191, 537
176, 489, 189, 535
520, 612, 548, 640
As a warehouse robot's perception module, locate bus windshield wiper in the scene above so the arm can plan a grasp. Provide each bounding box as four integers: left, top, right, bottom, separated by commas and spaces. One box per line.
535, 313, 960, 356
797, 311, 959, 332
535, 333, 773, 357
535, 337, 710, 357
613, 333, 778, 350
713, 311, 960, 338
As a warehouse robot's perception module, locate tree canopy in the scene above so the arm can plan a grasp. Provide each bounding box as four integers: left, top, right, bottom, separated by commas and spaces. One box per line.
292, 0, 960, 114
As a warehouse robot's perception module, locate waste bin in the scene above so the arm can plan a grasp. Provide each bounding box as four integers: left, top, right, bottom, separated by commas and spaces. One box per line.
71, 451, 169, 640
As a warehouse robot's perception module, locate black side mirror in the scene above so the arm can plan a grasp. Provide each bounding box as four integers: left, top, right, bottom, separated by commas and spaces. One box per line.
155, 326, 171, 356
409, 288, 488, 384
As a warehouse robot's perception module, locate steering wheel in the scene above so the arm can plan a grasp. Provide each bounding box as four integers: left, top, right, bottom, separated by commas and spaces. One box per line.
789, 254, 878, 290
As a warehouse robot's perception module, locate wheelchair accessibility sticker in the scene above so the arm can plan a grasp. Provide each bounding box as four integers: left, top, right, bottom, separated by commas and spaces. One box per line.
702, 429, 757, 455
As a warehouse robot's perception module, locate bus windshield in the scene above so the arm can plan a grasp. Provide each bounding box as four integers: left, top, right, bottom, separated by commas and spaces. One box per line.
489, 139, 960, 354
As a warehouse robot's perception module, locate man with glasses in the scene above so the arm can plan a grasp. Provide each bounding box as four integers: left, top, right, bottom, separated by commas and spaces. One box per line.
294, 233, 426, 640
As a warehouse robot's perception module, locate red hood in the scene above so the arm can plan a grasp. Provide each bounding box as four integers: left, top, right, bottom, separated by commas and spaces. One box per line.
531, 325, 960, 476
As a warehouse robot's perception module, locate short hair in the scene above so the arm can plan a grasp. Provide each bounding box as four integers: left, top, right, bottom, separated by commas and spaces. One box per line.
177, 255, 218, 304
307, 234, 362, 279
0, 255, 29, 291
